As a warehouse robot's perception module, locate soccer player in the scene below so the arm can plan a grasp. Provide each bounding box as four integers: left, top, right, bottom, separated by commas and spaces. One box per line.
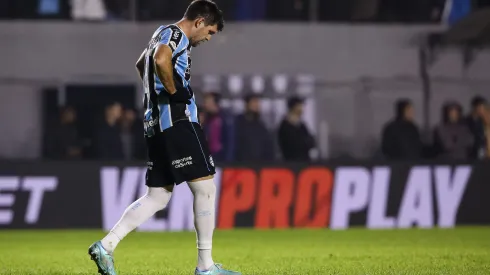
88, 1, 241, 275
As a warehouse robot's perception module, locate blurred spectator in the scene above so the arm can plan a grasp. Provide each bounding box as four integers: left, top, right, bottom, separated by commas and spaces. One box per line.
120, 108, 146, 160
234, 94, 274, 161
71, 0, 107, 20
433, 102, 473, 159
94, 102, 124, 160
482, 106, 490, 158
381, 99, 423, 160
278, 96, 315, 161
465, 96, 487, 159
202, 92, 235, 162
45, 106, 82, 160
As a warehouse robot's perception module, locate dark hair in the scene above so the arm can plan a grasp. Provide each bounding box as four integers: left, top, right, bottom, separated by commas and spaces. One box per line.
185, 0, 224, 32
471, 96, 487, 109
287, 96, 304, 110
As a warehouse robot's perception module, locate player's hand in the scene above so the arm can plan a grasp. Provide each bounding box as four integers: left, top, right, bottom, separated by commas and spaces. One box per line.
169, 87, 191, 105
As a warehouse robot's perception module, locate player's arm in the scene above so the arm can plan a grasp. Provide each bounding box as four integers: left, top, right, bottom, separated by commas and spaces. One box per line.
135, 49, 147, 81
153, 44, 177, 95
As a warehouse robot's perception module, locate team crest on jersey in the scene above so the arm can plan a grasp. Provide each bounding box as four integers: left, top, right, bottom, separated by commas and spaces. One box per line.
172, 30, 181, 40
169, 28, 183, 51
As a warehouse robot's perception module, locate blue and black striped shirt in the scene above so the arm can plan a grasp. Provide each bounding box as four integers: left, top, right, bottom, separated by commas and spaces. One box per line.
143, 25, 198, 135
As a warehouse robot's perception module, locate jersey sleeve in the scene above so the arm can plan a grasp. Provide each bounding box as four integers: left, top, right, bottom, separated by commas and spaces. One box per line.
158, 27, 184, 54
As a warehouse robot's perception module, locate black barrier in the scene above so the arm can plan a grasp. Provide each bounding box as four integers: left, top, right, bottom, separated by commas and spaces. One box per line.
0, 161, 489, 230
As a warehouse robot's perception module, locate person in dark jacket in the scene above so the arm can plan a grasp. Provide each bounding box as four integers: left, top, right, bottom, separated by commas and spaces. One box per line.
94, 102, 124, 160
465, 96, 488, 159
381, 99, 423, 160
234, 94, 274, 161
45, 106, 82, 159
278, 96, 315, 161
120, 108, 146, 160
433, 102, 473, 159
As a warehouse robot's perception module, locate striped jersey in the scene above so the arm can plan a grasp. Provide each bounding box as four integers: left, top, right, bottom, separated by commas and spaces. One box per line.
143, 25, 198, 136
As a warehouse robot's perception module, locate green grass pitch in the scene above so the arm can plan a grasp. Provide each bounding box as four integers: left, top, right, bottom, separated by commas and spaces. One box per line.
0, 227, 489, 274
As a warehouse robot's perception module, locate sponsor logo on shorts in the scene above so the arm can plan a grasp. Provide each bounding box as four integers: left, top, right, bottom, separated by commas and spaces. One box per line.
147, 161, 153, 170
172, 156, 193, 169
209, 156, 214, 167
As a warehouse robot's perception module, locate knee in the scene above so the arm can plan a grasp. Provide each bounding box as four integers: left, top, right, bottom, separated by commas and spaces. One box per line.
189, 179, 216, 200
147, 187, 172, 210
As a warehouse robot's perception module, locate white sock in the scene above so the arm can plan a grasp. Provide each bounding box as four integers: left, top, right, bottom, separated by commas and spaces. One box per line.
188, 179, 216, 271
101, 187, 172, 253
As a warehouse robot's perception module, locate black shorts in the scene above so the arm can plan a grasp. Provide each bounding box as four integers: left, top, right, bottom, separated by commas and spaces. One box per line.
145, 121, 216, 187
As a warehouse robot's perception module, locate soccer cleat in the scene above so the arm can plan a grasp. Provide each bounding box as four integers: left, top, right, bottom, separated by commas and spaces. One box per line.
195, 263, 241, 275
88, 241, 117, 275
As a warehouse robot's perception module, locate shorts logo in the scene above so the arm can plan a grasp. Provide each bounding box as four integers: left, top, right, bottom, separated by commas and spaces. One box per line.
147, 161, 153, 170
209, 156, 214, 167
172, 156, 193, 169
169, 41, 177, 51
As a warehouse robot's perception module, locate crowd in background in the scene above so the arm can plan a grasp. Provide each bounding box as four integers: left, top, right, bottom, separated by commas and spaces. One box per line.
381, 96, 490, 161
44, 91, 490, 163
2, 0, 489, 23
43, 94, 316, 163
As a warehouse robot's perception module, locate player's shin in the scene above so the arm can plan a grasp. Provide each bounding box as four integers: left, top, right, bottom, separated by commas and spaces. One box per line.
188, 179, 216, 271
101, 187, 172, 253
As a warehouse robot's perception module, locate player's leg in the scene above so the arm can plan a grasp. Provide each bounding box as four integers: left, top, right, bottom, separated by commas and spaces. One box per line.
101, 185, 173, 252
168, 121, 240, 274
187, 175, 216, 270
88, 134, 174, 275
88, 185, 173, 275
188, 176, 241, 275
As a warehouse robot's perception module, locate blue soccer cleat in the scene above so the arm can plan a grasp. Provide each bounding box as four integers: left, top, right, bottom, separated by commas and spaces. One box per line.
88, 241, 117, 275
195, 263, 241, 275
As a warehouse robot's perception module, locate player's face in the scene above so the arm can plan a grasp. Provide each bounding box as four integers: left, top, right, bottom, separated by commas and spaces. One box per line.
191, 19, 218, 47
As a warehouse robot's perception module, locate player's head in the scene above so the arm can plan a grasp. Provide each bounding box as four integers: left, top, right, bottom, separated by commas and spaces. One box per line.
287, 96, 305, 117
184, 0, 224, 47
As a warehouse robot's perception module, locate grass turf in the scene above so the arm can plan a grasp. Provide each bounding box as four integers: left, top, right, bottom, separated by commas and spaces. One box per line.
0, 227, 489, 274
